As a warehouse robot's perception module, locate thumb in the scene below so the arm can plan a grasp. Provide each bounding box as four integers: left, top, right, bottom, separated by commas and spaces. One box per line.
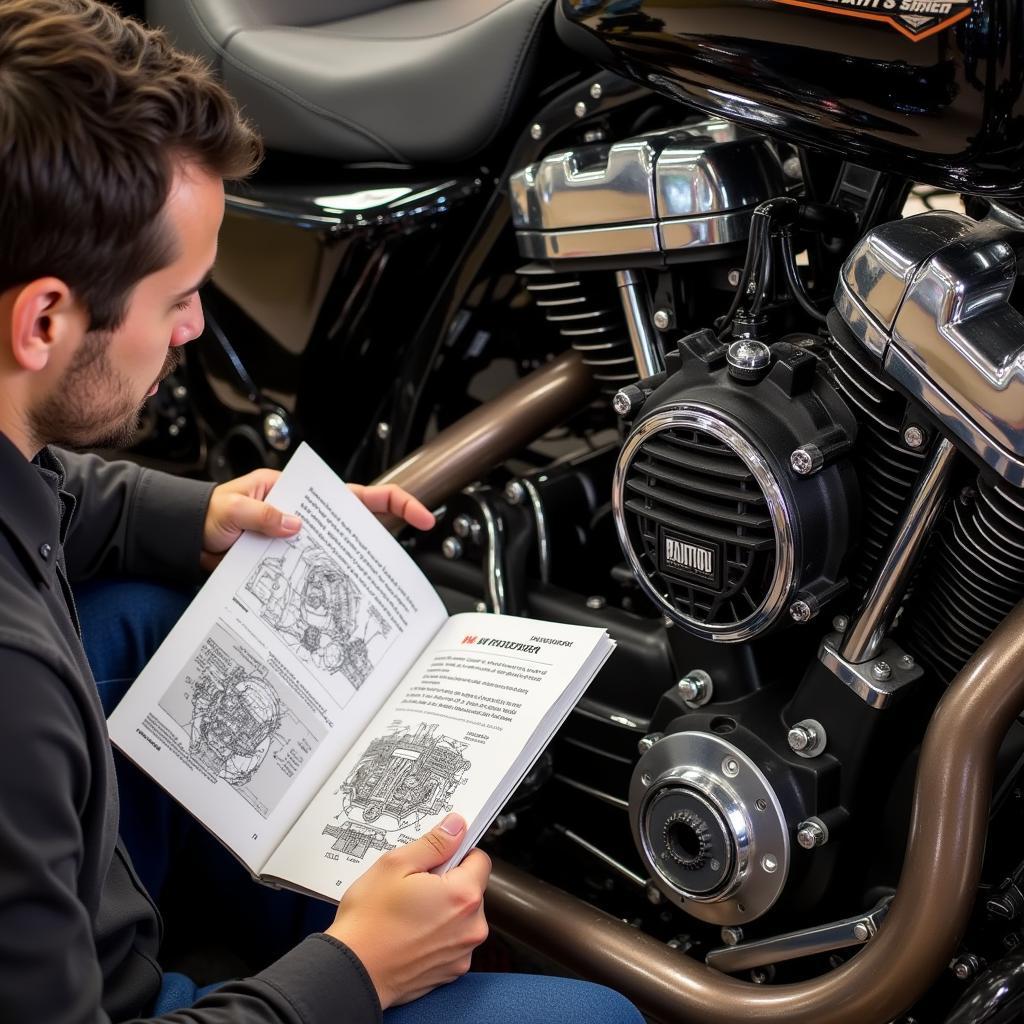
391, 813, 466, 875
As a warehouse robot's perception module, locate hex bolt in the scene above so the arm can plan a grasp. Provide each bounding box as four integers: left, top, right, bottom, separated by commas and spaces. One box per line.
721, 926, 744, 946
761, 854, 779, 874
530, 123, 543, 140
474, 601, 488, 613
853, 921, 872, 942
586, 595, 607, 610
574, 101, 588, 118
504, 480, 526, 505
790, 444, 824, 477
796, 820, 828, 850
612, 385, 645, 418
904, 425, 926, 449
951, 954, 981, 981
652, 308, 672, 330
788, 719, 827, 757
872, 660, 893, 682
832, 614, 850, 632
441, 536, 463, 560
722, 757, 740, 778
678, 669, 713, 706
898, 653, 916, 671
452, 514, 477, 540
637, 733, 662, 756
263, 412, 291, 452
789, 600, 813, 623
589, 82, 603, 100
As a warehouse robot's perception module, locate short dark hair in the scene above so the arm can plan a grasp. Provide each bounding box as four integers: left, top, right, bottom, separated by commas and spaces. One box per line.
0, 0, 261, 329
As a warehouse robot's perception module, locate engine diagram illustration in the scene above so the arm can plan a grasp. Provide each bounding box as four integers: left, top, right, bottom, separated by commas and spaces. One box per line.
189, 664, 281, 787
323, 723, 471, 859
160, 622, 326, 818
244, 538, 392, 689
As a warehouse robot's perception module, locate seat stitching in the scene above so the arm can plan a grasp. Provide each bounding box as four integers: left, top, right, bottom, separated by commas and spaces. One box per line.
181, 0, 407, 162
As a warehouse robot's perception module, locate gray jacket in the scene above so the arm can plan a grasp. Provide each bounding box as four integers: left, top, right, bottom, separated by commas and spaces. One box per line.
0, 431, 381, 1023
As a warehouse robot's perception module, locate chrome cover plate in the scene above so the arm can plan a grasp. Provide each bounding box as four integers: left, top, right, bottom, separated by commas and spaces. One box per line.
836, 209, 1024, 486
510, 118, 783, 261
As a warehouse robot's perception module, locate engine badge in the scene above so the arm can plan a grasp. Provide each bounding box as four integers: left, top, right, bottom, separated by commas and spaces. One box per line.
659, 527, 723, 592
771, 0, 973, 42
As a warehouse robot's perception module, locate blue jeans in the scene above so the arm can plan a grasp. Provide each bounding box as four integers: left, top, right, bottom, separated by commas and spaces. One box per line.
77, 579, 644, 1023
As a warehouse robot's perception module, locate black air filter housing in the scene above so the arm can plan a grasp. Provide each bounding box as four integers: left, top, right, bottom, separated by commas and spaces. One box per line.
613, 331, 859, 642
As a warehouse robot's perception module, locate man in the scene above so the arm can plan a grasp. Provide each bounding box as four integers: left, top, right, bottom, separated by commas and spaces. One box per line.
0, 2, 644, 1022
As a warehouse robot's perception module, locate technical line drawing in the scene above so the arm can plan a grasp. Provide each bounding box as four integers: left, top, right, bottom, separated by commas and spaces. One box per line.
244, 539, 392, 688
189, 664, 282, 787
324, 723, 471, 855
322, 822, 393, 860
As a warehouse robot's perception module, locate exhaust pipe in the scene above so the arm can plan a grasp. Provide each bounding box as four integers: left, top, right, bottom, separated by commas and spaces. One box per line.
488, 601, 1024, 1023
372, 350, 595, 525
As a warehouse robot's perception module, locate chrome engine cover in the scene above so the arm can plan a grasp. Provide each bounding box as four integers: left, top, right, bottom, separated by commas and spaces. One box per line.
509, 118, 784, 262
836, 208, 1024, 486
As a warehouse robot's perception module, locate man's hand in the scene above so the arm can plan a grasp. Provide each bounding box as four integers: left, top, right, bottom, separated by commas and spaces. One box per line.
201, 469, 298, 571
327, 813, 490, 1009
347, 483, 435, 531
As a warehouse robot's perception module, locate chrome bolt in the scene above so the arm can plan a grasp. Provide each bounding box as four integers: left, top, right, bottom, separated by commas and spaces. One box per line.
583, 129, 606, 144
951, 954, 980, 981
904, 425, 925, 449
441, 536, 464, 560
586, 595, 607, 610
727, 339, 771, 376
783, 154, 802, 180
872, 660, 893, 682
790, 444, 824, 477
474, 601, 488, 613
574, 101, 588, 118
504, 480, 526, 505
722, 757, 740, 778
376, 421, 391, 440
263, 411, 291, 452
637, 732, 662, 756
652, 308, 672, 330
168, 423, 180, 437
727, 268, 742, 287
612, 385, 644, 417
589, 82, 603, 100
452, 514, 476, 539
645, 882, 663, 905
678, 669, 712, 707
797, 820, 827, 850
853, 921, 872, 942
898, 653, 916, 670
832, 614, 849, 632
788, 719, 826, 757
530, 123, 543, 140
761, 854, 779, 873
789, 600, 813, 623
721, 926, 744, 946
172, 384, 188, 400
663, 616, 675, 629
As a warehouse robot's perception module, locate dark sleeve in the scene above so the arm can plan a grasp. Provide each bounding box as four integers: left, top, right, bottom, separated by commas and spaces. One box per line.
54, 450, 215, 585
0, 647, 382, 1024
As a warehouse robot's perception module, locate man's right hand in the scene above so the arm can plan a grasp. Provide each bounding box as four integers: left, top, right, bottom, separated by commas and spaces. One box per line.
326, 813, 491, 1009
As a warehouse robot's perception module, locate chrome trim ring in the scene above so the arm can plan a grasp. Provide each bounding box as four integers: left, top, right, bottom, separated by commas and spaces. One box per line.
612, 404, 797, 643
630, 731, 790, 925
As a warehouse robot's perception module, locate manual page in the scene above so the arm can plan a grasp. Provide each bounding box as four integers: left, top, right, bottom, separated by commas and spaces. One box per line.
107, 444, 448, 873
262, 612, 613, 899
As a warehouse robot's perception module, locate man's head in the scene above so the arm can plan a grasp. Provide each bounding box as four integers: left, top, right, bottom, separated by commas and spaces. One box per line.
0, 0, 261, 454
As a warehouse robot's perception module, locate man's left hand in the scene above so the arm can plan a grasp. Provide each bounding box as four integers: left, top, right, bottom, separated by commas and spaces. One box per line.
201, 471, 436, 571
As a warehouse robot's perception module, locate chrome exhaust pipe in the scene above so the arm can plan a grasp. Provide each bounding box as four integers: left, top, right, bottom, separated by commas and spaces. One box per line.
488, 601, 1024, 1023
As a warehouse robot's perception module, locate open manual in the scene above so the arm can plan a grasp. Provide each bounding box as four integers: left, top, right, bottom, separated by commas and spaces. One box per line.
108, 443, 615, 901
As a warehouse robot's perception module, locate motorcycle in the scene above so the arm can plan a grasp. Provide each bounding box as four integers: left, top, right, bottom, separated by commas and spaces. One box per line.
123, 0, 1024, 1020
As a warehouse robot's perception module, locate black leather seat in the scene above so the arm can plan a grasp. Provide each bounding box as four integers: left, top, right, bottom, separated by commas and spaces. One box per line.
147, 0, 552, 165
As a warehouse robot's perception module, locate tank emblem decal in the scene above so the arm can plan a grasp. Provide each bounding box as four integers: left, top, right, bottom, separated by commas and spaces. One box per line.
771, 0, 972, 41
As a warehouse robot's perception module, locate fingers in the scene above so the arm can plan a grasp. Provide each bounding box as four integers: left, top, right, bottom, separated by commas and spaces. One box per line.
224, 493, 302, 538
387, 812, 466, 875
448, 848, 492, 893
350, 484, 435, 531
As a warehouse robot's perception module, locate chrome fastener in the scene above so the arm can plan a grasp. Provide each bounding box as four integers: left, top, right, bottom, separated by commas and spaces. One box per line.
530, 123, 543, 140
441, 536, 464, 560
652, 308, 672, 330
903, 425, 925, 449
796, 819, 828, 850
872, 660, 893, 682
678, 669, 713, 707
263, 411, 291, 452
574, 101, 587, 118
791, 443, 824, 477
589, 82, 603, 100
637, 733, 663, 756
721, 926, 744, 946
788, 719, 827, 758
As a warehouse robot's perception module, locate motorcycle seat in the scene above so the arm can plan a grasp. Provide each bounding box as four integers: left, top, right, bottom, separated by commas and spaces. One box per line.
146, 0, 551, 166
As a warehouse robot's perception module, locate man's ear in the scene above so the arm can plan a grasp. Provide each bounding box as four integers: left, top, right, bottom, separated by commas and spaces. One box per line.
8, 278, 86, 373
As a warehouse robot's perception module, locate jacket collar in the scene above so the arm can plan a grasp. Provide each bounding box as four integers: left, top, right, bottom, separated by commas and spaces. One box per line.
0, 431, 64, 584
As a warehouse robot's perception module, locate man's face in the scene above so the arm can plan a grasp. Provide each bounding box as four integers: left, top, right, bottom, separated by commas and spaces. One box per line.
31, 163, 225, 450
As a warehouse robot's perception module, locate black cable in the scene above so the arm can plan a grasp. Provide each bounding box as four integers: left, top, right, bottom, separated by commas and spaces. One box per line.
779, 229, 828, 324
715, 212, 768, 339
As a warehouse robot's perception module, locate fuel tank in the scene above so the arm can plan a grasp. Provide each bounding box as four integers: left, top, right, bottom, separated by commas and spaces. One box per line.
557, 0, 1024, 196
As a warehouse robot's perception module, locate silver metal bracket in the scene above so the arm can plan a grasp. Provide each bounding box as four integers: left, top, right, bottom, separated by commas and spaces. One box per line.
705, 897, 892, 973
819, 632, 923, 709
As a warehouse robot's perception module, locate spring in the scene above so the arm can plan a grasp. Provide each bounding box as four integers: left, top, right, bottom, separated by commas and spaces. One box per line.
520, 264, 638, 393
903, 475, 1024, 684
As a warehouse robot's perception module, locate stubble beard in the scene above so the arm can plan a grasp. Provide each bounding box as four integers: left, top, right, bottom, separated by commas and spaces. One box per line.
29, 330, 183, 451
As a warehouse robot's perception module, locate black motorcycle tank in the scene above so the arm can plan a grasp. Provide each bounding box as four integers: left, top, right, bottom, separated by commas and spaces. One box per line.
557, 0, 1024, 197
